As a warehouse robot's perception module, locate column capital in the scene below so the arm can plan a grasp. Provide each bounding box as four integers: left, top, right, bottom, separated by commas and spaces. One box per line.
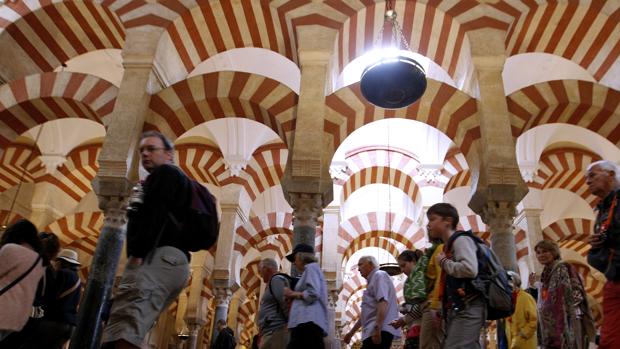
289, 192, 324, 225
213, 286, 233, 307
327, 289, 339, 309
480, 200, 517, 233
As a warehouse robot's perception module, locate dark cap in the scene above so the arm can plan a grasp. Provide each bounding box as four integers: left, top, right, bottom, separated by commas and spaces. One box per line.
286, 243, 314, 262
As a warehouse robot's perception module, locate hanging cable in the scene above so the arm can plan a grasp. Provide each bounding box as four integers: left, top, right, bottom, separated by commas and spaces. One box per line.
1, 124, 45, 231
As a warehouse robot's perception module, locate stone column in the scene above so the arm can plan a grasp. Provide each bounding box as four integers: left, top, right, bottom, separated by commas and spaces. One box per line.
183, 251, 211, 349
281, 25, 336, 262
210, 285, 233, 345
483, 201, 518, 271
467, 27, 528, 271
326, 287, 341, 349
522, 207, 544, 274
70, 195, 128, 349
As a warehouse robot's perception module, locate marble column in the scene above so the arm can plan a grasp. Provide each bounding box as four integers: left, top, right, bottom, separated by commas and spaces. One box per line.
210, 285, 233, 346
483, 201, 518, 271
70, 194, 128, 349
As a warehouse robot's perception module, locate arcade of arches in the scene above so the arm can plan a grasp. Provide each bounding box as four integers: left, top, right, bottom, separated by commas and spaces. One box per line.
0, 0, 619, 348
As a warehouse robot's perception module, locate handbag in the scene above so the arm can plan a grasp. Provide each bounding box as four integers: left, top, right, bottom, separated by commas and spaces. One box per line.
0, 255, 41, 296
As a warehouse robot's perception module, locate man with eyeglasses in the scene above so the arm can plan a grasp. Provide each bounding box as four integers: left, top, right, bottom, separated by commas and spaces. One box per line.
343, 256, 400, 349
102, 131, 192, 349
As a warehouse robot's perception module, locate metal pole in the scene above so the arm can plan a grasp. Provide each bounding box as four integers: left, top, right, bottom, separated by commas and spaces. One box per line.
70, 210, 126, 349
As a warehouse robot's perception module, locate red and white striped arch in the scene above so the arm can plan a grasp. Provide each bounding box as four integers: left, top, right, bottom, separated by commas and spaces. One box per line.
444, 169, 471, 194
44, 211, 104, 254
340, 273, 365, 305
515, 229, 529, 262
38, 143, 101, 203
234, 212, 293, 257
497, 1, 620, 82
240, 260, 261, 296
146, 72, 297, 145
344, 146, 420, 178
338, 212, 426, 257
532, 147, 601, 207
441, 148, 470, 192
0, 72, 116, 146
0, 1, 125, 80
507, 80, 620, 145
457, 214, 490, 243
341, 231, 403, 268
217, 144, 287, 202
154, 1, 292, 83
176, 143, 287, 202
325, 80, 480, 157
175, 143, 223, 186
341, 166, 422, 205
542, 218, 593, 257
238, 297, 259, 339
0, 144, 45, 193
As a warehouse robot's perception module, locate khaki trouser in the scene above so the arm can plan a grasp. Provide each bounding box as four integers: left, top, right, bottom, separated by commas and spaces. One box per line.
260, 326, 289, 349
420, 303, 443, 349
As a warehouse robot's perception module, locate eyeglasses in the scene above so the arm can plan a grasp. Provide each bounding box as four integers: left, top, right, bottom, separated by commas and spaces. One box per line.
139, 146, 166, 153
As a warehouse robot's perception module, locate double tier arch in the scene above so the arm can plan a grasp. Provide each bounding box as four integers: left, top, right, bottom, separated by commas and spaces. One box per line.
146, 71, 297, 146
507, 80, 620, 145
0, 0, 125, 81
0, 72, 117, 147
497, 1, 620, 83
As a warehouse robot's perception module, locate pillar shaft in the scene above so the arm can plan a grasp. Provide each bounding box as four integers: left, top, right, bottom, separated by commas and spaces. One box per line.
466, 28, 528, 270
70, 199, 127, 349
210, 286, 232, 345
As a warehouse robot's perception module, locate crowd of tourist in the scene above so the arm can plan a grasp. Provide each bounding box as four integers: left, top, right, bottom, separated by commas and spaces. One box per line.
1, 132, 617, 349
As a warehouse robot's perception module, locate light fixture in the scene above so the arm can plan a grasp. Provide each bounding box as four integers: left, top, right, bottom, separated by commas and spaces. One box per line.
360, 4, 427, 109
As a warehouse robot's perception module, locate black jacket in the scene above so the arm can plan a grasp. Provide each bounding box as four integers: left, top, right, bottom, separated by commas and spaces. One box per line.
214, 327, 236, 349
126, 164, 191, 260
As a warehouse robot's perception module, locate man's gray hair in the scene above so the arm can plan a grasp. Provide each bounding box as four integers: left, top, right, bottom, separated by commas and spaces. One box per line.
588, 160, 620, 185
259, 258, 278, 270
359, 256, 379, 268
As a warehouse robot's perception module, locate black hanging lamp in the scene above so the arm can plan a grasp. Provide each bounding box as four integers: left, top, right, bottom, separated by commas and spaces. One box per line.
360, 6, 427, 109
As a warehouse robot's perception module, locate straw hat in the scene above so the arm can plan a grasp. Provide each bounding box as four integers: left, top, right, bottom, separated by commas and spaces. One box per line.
56, 249, 81, 266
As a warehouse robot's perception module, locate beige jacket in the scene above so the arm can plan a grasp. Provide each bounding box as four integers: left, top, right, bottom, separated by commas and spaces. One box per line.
0, 243, 44, 332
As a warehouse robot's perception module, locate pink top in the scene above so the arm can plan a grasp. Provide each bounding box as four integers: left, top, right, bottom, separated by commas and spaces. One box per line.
0, 243, 44, 331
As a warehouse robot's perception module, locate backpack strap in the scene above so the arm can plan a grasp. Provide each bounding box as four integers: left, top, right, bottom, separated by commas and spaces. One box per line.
0, 255, 41, 296
58, 277, 81, 299
268, 274, 289, 320
446, 230, 477, 252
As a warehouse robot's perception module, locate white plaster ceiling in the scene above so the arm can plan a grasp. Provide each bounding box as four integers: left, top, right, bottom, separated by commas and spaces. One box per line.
250, 185, 293, 217
22, 119, 105, 173
332, 118, 453, 166
177, 118, 283, 177
516, 123, 620, 168
503, 53, 597, 95
54, 49, 124, 87
540, 188, 595, 228
187, 47, 301, 94
341, 183, 420, 221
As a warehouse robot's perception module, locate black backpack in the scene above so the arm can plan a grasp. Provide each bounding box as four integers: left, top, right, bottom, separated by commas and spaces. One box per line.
169, 180, 220, 252
449, 231, 515, 320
